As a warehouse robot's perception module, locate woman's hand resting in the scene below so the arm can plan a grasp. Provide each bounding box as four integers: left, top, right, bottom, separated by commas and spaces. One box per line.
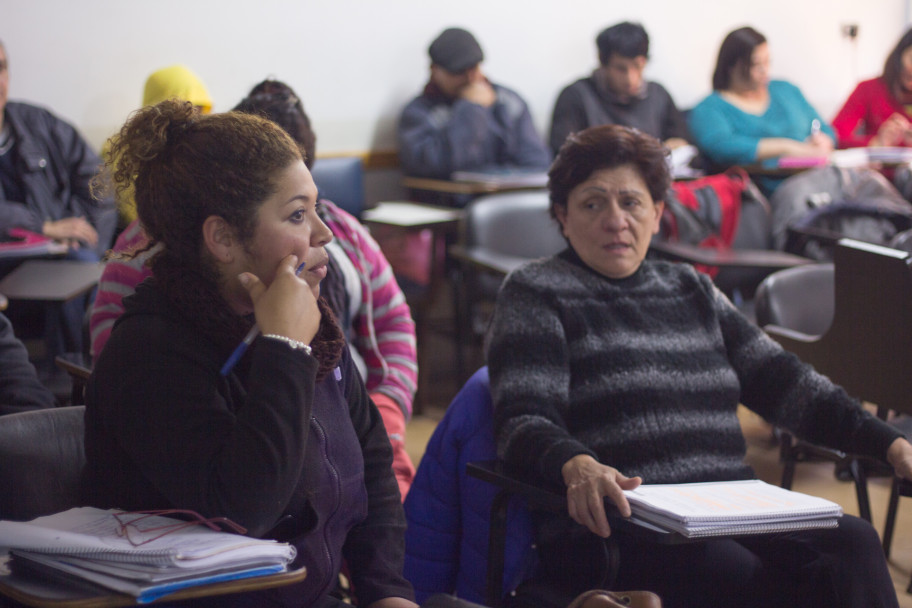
561, 454, 642, 538
238, 254, 321, 345
887, 437, 912, 481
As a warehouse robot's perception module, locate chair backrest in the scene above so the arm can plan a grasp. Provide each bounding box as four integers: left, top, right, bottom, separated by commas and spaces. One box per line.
0, 406, 85, 521
311, 156, 365, 219
404, 367, 535, 605
762, 239, 912, 416
464, 191, 565, 259
754, 263, 835, 337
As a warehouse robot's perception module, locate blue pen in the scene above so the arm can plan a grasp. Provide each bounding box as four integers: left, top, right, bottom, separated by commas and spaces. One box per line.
220, 260, 308, 376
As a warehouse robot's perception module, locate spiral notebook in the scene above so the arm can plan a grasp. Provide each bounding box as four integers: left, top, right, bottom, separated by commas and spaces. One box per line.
623, 479, 843, 538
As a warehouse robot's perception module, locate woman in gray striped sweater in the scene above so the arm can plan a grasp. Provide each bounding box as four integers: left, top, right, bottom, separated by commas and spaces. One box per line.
487, 124, 912, 608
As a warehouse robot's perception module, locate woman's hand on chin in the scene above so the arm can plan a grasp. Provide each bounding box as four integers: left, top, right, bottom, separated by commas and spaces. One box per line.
239, 254, 320, 344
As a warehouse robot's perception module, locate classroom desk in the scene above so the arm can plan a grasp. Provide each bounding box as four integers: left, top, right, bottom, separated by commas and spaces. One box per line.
0, 260, 103, 303
361, 202, 463, 299
401, 175, 547, 197
0, 260, 104, 359
360, 201, 463, 313
361, 202, 462, 413
649, 241, 814, 270
0, 556, 308, 608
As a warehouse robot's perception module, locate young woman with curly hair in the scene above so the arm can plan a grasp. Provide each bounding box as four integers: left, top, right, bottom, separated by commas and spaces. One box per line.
80, 99, 416, 608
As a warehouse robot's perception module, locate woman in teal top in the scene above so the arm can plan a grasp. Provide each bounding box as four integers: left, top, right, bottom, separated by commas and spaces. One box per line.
688, 27, 834, 191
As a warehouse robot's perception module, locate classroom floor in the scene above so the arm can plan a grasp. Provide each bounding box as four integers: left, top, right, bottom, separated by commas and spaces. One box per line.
403, 286, 912, 606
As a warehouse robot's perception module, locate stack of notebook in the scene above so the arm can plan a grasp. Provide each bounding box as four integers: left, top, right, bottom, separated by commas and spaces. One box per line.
0, 507, 297, 604
622, 479, 843, 538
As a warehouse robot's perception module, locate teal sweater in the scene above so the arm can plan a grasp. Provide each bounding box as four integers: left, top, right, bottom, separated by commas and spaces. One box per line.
487, 250, 900, 487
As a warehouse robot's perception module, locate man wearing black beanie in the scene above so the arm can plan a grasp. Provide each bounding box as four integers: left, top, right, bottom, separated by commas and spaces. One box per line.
397, 27, 551, 201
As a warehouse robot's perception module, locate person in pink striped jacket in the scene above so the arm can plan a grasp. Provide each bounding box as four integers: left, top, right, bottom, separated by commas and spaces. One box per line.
89, 79, 418, 498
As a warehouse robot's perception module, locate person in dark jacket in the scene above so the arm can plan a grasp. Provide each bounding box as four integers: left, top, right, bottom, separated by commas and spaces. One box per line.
0, 40, 115, 364
549, 22, 690, 155
0, 310, 55, 414
80, 100, 416, 608
0, 41, 114, 255
397, 28, 550, 192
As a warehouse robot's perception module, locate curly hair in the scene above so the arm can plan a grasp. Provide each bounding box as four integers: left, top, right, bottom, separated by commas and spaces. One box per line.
233, 79, 318, 170
548, 124, 670, 220
100, 99, 342, 376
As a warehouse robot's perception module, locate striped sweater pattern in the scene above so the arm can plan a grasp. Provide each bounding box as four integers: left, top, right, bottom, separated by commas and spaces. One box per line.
487, 250, 900, 488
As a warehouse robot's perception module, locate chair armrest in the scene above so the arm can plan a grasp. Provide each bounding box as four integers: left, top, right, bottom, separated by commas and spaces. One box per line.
467, 461, 690, 544
650, 241, 812, 269
449, 245, 529, 277
55, 355, 91, 406
761, 324, 821, 343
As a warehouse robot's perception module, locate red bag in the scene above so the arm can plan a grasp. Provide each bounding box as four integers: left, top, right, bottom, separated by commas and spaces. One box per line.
661, 168, 750, 277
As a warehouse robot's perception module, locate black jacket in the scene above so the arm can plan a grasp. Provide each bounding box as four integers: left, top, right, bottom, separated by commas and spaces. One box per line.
82, 280, 412, 606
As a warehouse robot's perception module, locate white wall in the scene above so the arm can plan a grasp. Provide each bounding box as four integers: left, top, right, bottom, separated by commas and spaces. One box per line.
6, 0, 910, 155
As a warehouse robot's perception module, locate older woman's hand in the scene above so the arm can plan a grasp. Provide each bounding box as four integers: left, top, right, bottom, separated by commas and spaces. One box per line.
561, 454, 642, 538
887, 437, 912, 481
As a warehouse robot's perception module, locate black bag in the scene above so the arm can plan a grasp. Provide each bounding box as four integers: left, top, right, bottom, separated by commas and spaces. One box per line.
772, 166, 912, 259
786, 201, 912, 261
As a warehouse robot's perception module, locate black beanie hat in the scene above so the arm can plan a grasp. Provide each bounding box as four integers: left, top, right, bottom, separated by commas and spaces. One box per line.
428, 28, 484, 73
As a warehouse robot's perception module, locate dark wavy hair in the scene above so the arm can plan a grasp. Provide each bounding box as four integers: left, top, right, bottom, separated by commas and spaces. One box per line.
100, 99, 343, 379
548, 124, 670, 220
711, 26, 767, 91
233, 79, 318, 170
883, 28, 912, 101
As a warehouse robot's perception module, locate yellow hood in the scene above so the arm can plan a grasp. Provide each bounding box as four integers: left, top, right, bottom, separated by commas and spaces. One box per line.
142, 65, 213, 113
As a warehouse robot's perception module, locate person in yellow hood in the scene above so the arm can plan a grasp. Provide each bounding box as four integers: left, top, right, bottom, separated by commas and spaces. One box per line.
142, 65, 213, 113
112, 65, 213, 225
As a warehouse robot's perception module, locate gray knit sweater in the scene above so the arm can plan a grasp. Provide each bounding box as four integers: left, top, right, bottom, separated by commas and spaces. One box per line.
487, 249, 901, 488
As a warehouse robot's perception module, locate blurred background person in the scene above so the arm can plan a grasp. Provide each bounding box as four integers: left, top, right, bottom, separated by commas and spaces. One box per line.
549, 21, 691, 155
688, 26, 835, 193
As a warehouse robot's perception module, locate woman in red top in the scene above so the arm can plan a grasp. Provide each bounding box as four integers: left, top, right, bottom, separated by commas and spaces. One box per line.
833, 28, 912, 149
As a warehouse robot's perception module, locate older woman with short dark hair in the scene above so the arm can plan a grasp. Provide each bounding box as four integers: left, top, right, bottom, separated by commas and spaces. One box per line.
487, 124, 912, 608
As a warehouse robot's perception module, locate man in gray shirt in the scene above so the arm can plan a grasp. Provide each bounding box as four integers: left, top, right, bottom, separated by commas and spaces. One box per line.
549, 22, 690, 154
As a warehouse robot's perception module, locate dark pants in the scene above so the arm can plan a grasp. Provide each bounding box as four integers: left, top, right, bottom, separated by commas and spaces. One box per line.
527, 514, 897, 608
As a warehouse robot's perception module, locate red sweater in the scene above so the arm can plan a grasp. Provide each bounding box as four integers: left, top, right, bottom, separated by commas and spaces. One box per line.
832, 77, 912, 148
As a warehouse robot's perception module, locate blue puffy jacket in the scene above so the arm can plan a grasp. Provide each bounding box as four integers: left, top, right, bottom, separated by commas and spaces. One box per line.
403, 367, 536, 604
